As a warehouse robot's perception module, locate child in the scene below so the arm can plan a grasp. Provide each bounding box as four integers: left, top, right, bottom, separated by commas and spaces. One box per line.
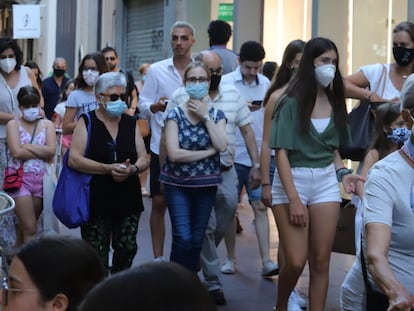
6, 85, 56, 245
53, 79, 76, 155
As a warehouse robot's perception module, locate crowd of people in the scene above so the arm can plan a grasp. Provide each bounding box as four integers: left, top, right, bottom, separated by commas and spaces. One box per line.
0, 18, 413, 311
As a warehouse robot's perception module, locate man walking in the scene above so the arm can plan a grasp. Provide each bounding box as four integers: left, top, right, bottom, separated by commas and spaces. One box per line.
138, 21, 195, 262
42, 57, 69, 120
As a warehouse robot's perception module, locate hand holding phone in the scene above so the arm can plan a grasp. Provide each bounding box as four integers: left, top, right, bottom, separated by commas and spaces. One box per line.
251, 100, 263, 106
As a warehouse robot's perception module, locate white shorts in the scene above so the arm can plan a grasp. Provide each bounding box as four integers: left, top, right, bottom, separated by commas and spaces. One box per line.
271, 163, 341, 206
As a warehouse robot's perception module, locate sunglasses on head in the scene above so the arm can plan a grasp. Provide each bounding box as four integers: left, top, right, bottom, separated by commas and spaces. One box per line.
101, 93, 128, 101
105, 57, 116, 61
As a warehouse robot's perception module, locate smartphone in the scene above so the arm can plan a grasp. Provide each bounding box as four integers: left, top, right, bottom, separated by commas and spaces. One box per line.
251, 100, 263, 106
118, 164, 127, 169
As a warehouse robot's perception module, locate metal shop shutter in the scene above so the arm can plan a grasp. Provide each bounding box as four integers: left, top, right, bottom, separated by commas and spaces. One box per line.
125, 0, 165, 80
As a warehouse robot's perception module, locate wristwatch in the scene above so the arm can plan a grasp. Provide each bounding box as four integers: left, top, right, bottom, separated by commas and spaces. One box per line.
253, 162, 260, 169
202, 114, 212, 122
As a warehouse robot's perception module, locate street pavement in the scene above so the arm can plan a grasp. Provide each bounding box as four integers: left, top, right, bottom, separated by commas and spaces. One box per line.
63, 194, 355, 311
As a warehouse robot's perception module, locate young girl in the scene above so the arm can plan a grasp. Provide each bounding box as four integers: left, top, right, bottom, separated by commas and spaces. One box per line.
53, 79, 76, 156
6, 86, 56, 245
269, 37, 361, 311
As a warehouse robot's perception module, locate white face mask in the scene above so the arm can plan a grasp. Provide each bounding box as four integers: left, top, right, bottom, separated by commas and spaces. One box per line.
82, 69, 100, 86
314, 64, 336, 87
0, 58, 16, 74
22, 107, 39, 122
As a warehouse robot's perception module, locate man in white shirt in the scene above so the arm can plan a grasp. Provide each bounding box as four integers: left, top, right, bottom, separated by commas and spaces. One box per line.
220, 41, 278, 277
138, 21, 195, 262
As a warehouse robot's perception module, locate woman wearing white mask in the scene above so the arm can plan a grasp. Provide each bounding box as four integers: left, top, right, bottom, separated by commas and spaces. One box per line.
69, 72, 149, 274
62, 52, 108, 135
269, 38, 363, 311
5, 86, 56, 245
0, 38, 42, 191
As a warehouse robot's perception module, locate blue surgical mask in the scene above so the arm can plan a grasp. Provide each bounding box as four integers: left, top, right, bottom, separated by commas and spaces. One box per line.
387, 127, 410, 144
185, 82, 209, 99
105, 100, 127, 117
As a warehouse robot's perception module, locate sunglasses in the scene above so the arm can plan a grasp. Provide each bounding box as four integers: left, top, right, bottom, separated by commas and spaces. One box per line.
1, 277, 37, 306
100, 93, 128, 102
105, 57, 116, 61
186, 77, 209, 83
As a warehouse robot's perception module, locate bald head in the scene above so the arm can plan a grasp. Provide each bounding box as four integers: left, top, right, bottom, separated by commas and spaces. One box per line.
195, 50, 222, 71
195, 50, 223, 92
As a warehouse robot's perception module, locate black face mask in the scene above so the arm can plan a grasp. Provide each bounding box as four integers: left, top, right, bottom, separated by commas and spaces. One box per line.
209, 74, 221, 91
53, 68, 66, 77
393, 46, 414, 67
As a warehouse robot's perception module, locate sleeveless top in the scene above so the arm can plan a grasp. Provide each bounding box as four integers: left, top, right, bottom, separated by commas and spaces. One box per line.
83, 111, 143, 219
7, 119, 46, 173
0, 67, 32, 138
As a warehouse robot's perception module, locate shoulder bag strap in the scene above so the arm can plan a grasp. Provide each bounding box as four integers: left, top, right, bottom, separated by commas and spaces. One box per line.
84, 113, 92, 157
360, 239, 374, 293
29, 119, 40, 144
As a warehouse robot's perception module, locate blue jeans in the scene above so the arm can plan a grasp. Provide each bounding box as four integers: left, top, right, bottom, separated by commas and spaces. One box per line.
164, 184, 217, 272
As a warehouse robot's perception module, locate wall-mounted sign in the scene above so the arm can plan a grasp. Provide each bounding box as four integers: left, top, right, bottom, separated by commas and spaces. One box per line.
218, 3, 233, 22
13, 4, 41, 39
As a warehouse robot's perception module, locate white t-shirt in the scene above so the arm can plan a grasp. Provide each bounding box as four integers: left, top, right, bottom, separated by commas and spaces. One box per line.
359, 63, 400, 101
362, 150, 414, 292
65, 89, 98, 120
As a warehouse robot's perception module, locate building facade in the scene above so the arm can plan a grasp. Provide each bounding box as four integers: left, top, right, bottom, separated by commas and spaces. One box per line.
1, 0, 413, 81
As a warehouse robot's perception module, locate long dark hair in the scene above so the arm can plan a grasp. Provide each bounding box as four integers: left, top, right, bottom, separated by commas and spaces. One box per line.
286, 37, 347, 133
263, 39, 305, 106
0, 37, 23, 71
75, 52, 108, 89
369, 103, 402, 159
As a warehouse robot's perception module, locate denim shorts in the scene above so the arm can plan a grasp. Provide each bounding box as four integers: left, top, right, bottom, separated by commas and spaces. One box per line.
235, 163, 261, 201
271, 163, 341, 206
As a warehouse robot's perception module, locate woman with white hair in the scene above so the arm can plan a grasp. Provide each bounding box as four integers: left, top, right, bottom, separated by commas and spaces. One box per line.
69, 72, 149, 275
340, 74, 414, 311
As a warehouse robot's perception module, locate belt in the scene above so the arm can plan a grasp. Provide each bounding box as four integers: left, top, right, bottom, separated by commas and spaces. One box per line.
220, 164, 233, 172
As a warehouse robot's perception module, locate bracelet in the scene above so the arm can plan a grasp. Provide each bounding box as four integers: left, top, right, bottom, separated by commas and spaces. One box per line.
262, 183, 270, 187
253, 162, 260, 169
336, 167, 353, 182
132, 164, 139, 175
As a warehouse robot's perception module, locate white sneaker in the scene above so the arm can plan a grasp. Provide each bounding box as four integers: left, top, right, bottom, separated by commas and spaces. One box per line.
220, 258, 236, 274
289, 288, 307, 309
262, 260, 279, 277
153, 256, 167, 263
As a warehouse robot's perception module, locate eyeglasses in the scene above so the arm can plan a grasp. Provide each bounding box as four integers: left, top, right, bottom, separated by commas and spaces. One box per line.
185, 77, 209, 83
83, 67, 97, 71
105, 57, 116, 61
1, 277, 37, 306
0, 54, 15, 60
210, 67, 223, 75
100, 93, 128, 102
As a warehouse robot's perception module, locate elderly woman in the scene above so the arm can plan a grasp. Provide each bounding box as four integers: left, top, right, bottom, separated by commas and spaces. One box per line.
69, 72, 149, 274
0, 236, 105, 311
340, 74, 414, 311
160, 61, 227, 272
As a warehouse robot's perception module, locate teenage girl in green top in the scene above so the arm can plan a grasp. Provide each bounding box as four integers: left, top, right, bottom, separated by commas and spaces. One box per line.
269, 37, 363, 311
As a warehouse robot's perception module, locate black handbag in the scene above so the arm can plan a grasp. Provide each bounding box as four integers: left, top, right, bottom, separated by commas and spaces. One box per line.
340, 65, 386, 161
339, 100, 375, 161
